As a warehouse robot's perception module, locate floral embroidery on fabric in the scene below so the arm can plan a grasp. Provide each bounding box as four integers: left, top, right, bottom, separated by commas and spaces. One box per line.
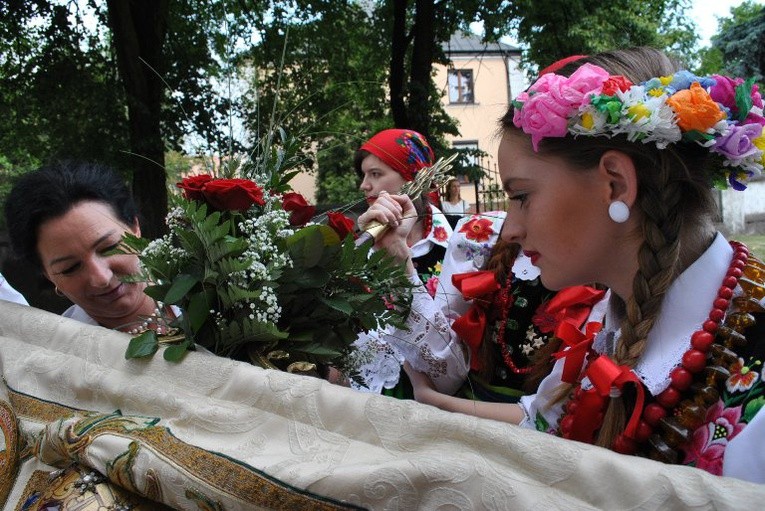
531, 303, 558, 334
684, 400, 746, 475
462, 242, 493, 268
422, 262, 443, 298
397, 131, 433, 169
726, 357, 760, 392
433, 225, 448, 242
459, 216, 494, 243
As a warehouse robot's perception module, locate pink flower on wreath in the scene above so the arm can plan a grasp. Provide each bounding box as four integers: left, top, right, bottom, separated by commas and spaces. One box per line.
433, 225, 448, 242
709, 75, 744, 114
514, 64, 609, 150
683, 399, 746, 475
726, 357, 760, 392
559, 64, 610, 103
425, 276, 440, 298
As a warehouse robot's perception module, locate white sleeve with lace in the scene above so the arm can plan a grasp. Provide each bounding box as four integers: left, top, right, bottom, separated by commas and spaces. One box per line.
384, 280, 469, 395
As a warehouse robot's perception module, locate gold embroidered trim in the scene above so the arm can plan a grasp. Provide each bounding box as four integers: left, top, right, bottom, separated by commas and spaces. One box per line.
10, 388, 362, 510
0, 400, 20, 508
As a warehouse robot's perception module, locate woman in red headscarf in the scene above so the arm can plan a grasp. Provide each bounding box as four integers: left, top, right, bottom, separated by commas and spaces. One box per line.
355, 129, 452, 284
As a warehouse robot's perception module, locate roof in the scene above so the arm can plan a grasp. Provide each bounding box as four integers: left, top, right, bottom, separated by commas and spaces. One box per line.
442, 32, 520, 56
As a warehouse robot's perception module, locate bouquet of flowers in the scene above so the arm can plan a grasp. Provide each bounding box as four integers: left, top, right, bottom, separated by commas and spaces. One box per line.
121, 133, 414, 378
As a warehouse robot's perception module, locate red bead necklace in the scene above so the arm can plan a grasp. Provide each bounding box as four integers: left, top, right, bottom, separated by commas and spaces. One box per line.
558, 241, 750, 456
494, 279, 533, 375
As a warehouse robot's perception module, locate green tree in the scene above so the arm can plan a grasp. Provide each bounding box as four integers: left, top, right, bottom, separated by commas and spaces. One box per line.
511, 0, 698, 72
711, 3, 765, 80
1, 0, 242, 238
696, 1, 765, 76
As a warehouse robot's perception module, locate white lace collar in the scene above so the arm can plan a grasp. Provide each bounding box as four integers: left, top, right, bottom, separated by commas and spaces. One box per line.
590, 233, 733, 395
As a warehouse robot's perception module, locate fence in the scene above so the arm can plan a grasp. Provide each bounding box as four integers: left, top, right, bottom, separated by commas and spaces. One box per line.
470, 158, 507, 214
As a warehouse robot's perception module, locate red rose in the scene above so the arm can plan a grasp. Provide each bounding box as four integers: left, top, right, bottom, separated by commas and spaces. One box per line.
202, 178, 265, 211
177, 174, 213, 201
326, 211, 356, 239
282, 192, 316, 226
601, 75, 633, 96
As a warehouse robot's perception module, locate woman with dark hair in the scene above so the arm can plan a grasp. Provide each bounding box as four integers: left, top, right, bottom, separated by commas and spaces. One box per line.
379, 47, 765, 481
355, 128, 452, 283
5, 162, 167, 332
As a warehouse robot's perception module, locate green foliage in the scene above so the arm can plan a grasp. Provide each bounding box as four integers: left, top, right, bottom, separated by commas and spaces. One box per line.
696, 2, 765, 76
511, 0, 698, 73
0, 155, 38, 232
711, 4, 765, 81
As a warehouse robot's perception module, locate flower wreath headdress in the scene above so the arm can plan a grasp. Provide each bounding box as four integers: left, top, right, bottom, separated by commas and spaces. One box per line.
512, 63, 765, 190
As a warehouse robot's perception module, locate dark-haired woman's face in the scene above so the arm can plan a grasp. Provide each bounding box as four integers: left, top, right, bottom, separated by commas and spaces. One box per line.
37, 200, 147, 328
359, 154, 407, 204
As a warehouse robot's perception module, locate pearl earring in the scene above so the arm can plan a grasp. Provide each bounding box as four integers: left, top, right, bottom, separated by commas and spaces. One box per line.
608, 201, 630, 223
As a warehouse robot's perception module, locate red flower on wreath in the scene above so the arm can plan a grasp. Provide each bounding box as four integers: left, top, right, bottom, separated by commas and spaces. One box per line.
177, 174, 213, 201
459, 217, 494, 242
601, 75, 633, 96
282, 192, 316, 226
202, 178, 265, 211
683, 399, 745, 475
327, 211, 356, 239
433, 225, 448, 242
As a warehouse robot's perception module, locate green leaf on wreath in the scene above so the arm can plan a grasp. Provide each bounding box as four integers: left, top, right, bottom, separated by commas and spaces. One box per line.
164, 274, 200, 304
125, 331, 159, 359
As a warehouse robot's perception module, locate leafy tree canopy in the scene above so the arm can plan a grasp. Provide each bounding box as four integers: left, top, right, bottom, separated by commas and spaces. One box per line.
510, 0, 698, 73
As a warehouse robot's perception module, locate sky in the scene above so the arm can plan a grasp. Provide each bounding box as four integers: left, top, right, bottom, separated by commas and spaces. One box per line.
689, 0, 759, 46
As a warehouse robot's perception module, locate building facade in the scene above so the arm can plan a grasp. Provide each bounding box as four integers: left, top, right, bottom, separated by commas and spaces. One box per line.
434, 33, 525, 210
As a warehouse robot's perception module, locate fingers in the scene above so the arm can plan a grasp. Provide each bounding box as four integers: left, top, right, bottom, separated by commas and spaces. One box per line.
358, 191, 408, 229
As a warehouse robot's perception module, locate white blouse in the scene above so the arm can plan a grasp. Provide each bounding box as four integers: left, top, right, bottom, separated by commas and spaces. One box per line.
519, 233, 765, 483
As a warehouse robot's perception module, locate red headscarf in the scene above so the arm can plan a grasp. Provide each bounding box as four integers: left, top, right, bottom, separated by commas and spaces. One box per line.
359, 128, 435, 182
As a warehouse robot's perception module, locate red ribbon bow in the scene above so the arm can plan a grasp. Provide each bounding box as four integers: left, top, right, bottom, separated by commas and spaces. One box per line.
586, 355, 646, 440
552, 320, 603, 384
544, 286, 606, 329
450, 271, 500, 370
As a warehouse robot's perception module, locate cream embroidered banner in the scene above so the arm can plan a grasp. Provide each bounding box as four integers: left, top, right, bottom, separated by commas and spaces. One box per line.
0, 301, 762, 510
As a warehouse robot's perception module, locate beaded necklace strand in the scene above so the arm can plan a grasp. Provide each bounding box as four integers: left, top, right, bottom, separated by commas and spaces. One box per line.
557, 241, 764, 461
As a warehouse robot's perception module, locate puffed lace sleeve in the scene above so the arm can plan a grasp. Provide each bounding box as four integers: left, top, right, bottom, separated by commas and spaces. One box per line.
384, 212, 508, 395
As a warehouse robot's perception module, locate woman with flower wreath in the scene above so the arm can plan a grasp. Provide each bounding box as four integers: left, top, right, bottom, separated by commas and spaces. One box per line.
370, 47, 765, 482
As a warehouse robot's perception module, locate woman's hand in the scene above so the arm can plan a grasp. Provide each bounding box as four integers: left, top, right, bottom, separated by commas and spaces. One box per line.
358, 192, 417, 270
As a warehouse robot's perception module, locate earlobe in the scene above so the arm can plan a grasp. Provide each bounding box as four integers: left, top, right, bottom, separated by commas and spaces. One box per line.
600, 151, 638, 207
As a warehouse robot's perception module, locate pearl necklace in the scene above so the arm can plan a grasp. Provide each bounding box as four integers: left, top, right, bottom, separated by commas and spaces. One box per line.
558, 241, 759, 459
122, 301, 177, 336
